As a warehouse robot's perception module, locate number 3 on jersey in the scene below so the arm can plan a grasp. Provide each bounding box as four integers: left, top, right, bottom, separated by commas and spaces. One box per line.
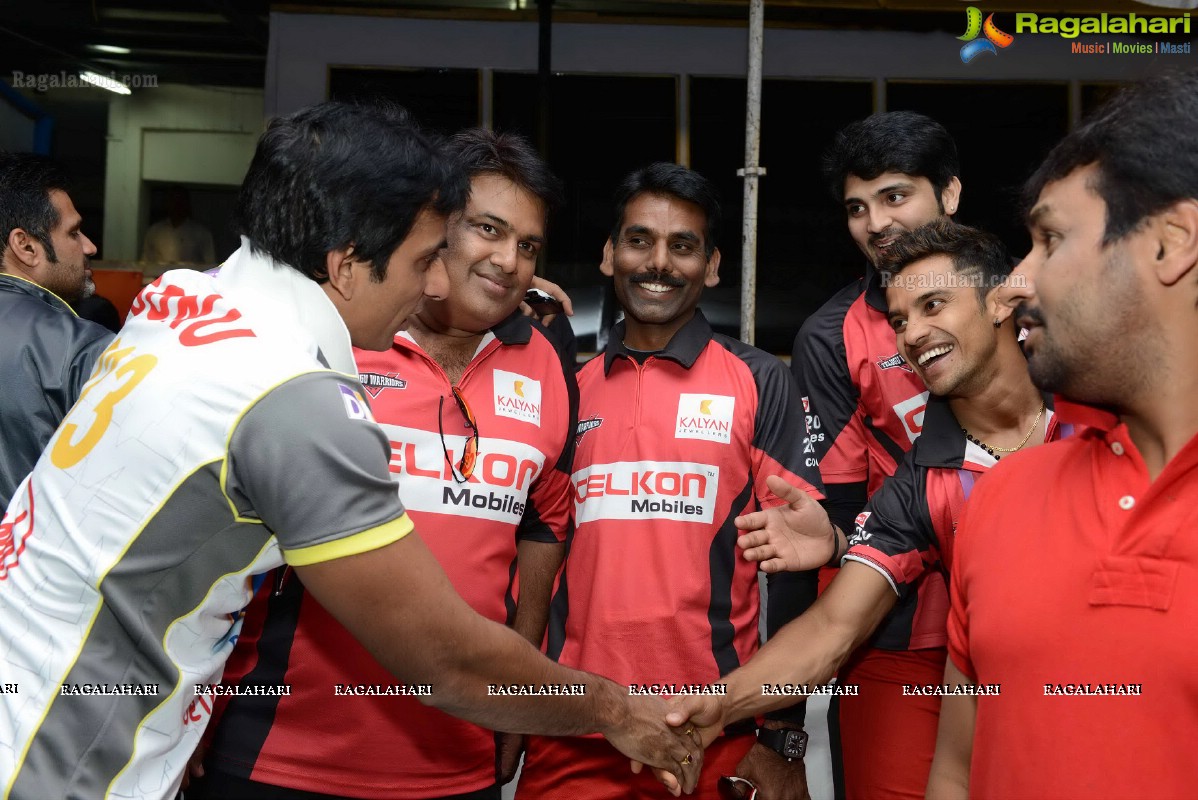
52, 338, 158, 469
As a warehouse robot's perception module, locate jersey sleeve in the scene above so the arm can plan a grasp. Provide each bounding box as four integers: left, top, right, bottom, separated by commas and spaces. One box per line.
792, 291, 869, 485
841, 450, 935, 598
517, 331, 579, 544
225, 372, 412, 566
746, 350, 824, 506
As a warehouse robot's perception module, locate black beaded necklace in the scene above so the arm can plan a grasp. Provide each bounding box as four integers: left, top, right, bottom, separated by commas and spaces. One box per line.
960, 404, 1045, 461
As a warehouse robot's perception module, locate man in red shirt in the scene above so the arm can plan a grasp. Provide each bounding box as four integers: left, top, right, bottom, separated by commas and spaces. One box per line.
515, 164, 823, 800
663, 220, 1067, 796
926, 70, 1198, 800
784, 112, 963, 799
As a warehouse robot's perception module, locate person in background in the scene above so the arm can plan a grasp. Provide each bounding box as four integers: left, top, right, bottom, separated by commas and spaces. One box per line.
142, 184, 216, 264
0, 152, 112, 508
785, 112, 964, 799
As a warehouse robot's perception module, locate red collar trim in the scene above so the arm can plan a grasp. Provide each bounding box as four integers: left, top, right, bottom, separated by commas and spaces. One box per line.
1053, 397, 1119, 432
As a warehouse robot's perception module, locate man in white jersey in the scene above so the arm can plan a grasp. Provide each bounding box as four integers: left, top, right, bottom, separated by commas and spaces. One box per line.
0, 102, 701, 800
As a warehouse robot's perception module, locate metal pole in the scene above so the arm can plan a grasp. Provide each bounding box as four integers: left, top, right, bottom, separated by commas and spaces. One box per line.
537, 0, 553, 159
738, 0, 765, 345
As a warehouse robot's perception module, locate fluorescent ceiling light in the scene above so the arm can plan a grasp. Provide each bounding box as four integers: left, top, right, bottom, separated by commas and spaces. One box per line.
88, 44, 132, 54
80, 71, 132, 95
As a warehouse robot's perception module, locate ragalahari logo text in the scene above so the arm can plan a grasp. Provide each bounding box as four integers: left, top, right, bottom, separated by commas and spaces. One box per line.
959, 7, 1014, 63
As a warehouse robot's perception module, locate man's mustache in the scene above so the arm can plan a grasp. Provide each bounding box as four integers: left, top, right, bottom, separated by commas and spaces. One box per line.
1016, 303, 1045, 327
630, 271, 686, 288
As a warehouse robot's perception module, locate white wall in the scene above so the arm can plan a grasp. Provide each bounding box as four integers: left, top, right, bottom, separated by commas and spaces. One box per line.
103, 84, 262, 260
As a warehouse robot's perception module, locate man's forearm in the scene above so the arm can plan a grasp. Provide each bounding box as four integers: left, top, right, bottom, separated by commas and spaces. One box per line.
511, 539, 565, 647
295, 536, 628, 738
723, 564, 897, 724
422, 613, 629, 736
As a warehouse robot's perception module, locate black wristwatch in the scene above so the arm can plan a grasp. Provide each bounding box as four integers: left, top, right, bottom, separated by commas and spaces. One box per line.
757, 727, 808, 761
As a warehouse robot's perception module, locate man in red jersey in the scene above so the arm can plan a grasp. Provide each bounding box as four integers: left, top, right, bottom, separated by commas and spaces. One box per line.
201, 130, 634, 800
927, 70, 1198, 800
515, 163, 823, 800
781, 112, 964, 800
663, 220, 1070, 800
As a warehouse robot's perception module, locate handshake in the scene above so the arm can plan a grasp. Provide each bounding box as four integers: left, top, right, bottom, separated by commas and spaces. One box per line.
593, 475, 832, 796
603, 689, 731, 796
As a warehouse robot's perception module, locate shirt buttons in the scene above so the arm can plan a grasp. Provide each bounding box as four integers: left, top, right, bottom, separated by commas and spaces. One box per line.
1118, 495, 1135, 510
1111, 441, 1125, 456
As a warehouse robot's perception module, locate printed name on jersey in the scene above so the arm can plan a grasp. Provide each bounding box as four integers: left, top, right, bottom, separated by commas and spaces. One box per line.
338, 383, 374, 422
576, 416, 603, 444
0, 482, 35, 580
876, 352, 915, 373
891, 392, 930, 444
358, 371, 408, 397
494, 369, 542, 426
381, 424, 544, 523
572, 461, 720, 524
675, 394, 735, 444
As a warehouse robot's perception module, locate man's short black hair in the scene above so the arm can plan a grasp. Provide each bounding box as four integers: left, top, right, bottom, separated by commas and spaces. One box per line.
610, 163, 720, 258
1024, 69, 1198, 245
0, 152, 70, 264
879, 219, 1012, 306
234, 101, 469, 283
822, 111, 960, 206
442, 129, 564, 216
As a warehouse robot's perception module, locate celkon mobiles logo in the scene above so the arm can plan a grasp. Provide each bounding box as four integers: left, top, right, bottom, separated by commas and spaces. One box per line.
572, 461, 720, 524
892, 392, 930, 444
958, 7, 1015, 63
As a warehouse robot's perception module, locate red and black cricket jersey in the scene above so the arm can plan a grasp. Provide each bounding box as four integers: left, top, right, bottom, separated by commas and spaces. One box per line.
792, 266, 928, 497
842, 394, 1074, 650
205, 313, 577, 799
549, 310, 823, 694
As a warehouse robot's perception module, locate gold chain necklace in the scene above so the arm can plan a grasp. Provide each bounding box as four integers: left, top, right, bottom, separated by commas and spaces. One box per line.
961, 403, 1045, 460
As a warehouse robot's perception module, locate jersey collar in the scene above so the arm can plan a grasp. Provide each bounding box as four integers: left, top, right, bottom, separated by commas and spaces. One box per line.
0, 272, 78, 316
491, 310, 535, 346
603, 307, 713, 374
863, 261, 888, 312
215, 237, 357, 376
1053, 397, 1119, 432
914, 392, 1059, 470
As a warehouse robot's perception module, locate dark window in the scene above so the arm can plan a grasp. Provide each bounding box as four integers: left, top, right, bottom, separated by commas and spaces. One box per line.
691, 77, 873, 351
495, 73, 676, 353
327, 67, 479, 136
886, 81, 1069, 258
494, 72, 676, 282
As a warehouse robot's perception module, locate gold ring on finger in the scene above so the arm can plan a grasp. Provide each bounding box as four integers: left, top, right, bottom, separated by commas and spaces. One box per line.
680, 753, 693, 766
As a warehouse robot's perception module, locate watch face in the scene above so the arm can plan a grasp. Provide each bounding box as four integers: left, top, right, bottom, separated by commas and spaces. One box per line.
784, 730, 808, 759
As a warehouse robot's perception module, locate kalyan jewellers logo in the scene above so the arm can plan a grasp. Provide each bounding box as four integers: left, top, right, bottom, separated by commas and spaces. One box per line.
958, 7, 1014, 63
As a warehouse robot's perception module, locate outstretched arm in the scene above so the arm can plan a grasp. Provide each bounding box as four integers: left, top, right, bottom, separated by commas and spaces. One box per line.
296, 533, 701, 794
668, 561, 898, 747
